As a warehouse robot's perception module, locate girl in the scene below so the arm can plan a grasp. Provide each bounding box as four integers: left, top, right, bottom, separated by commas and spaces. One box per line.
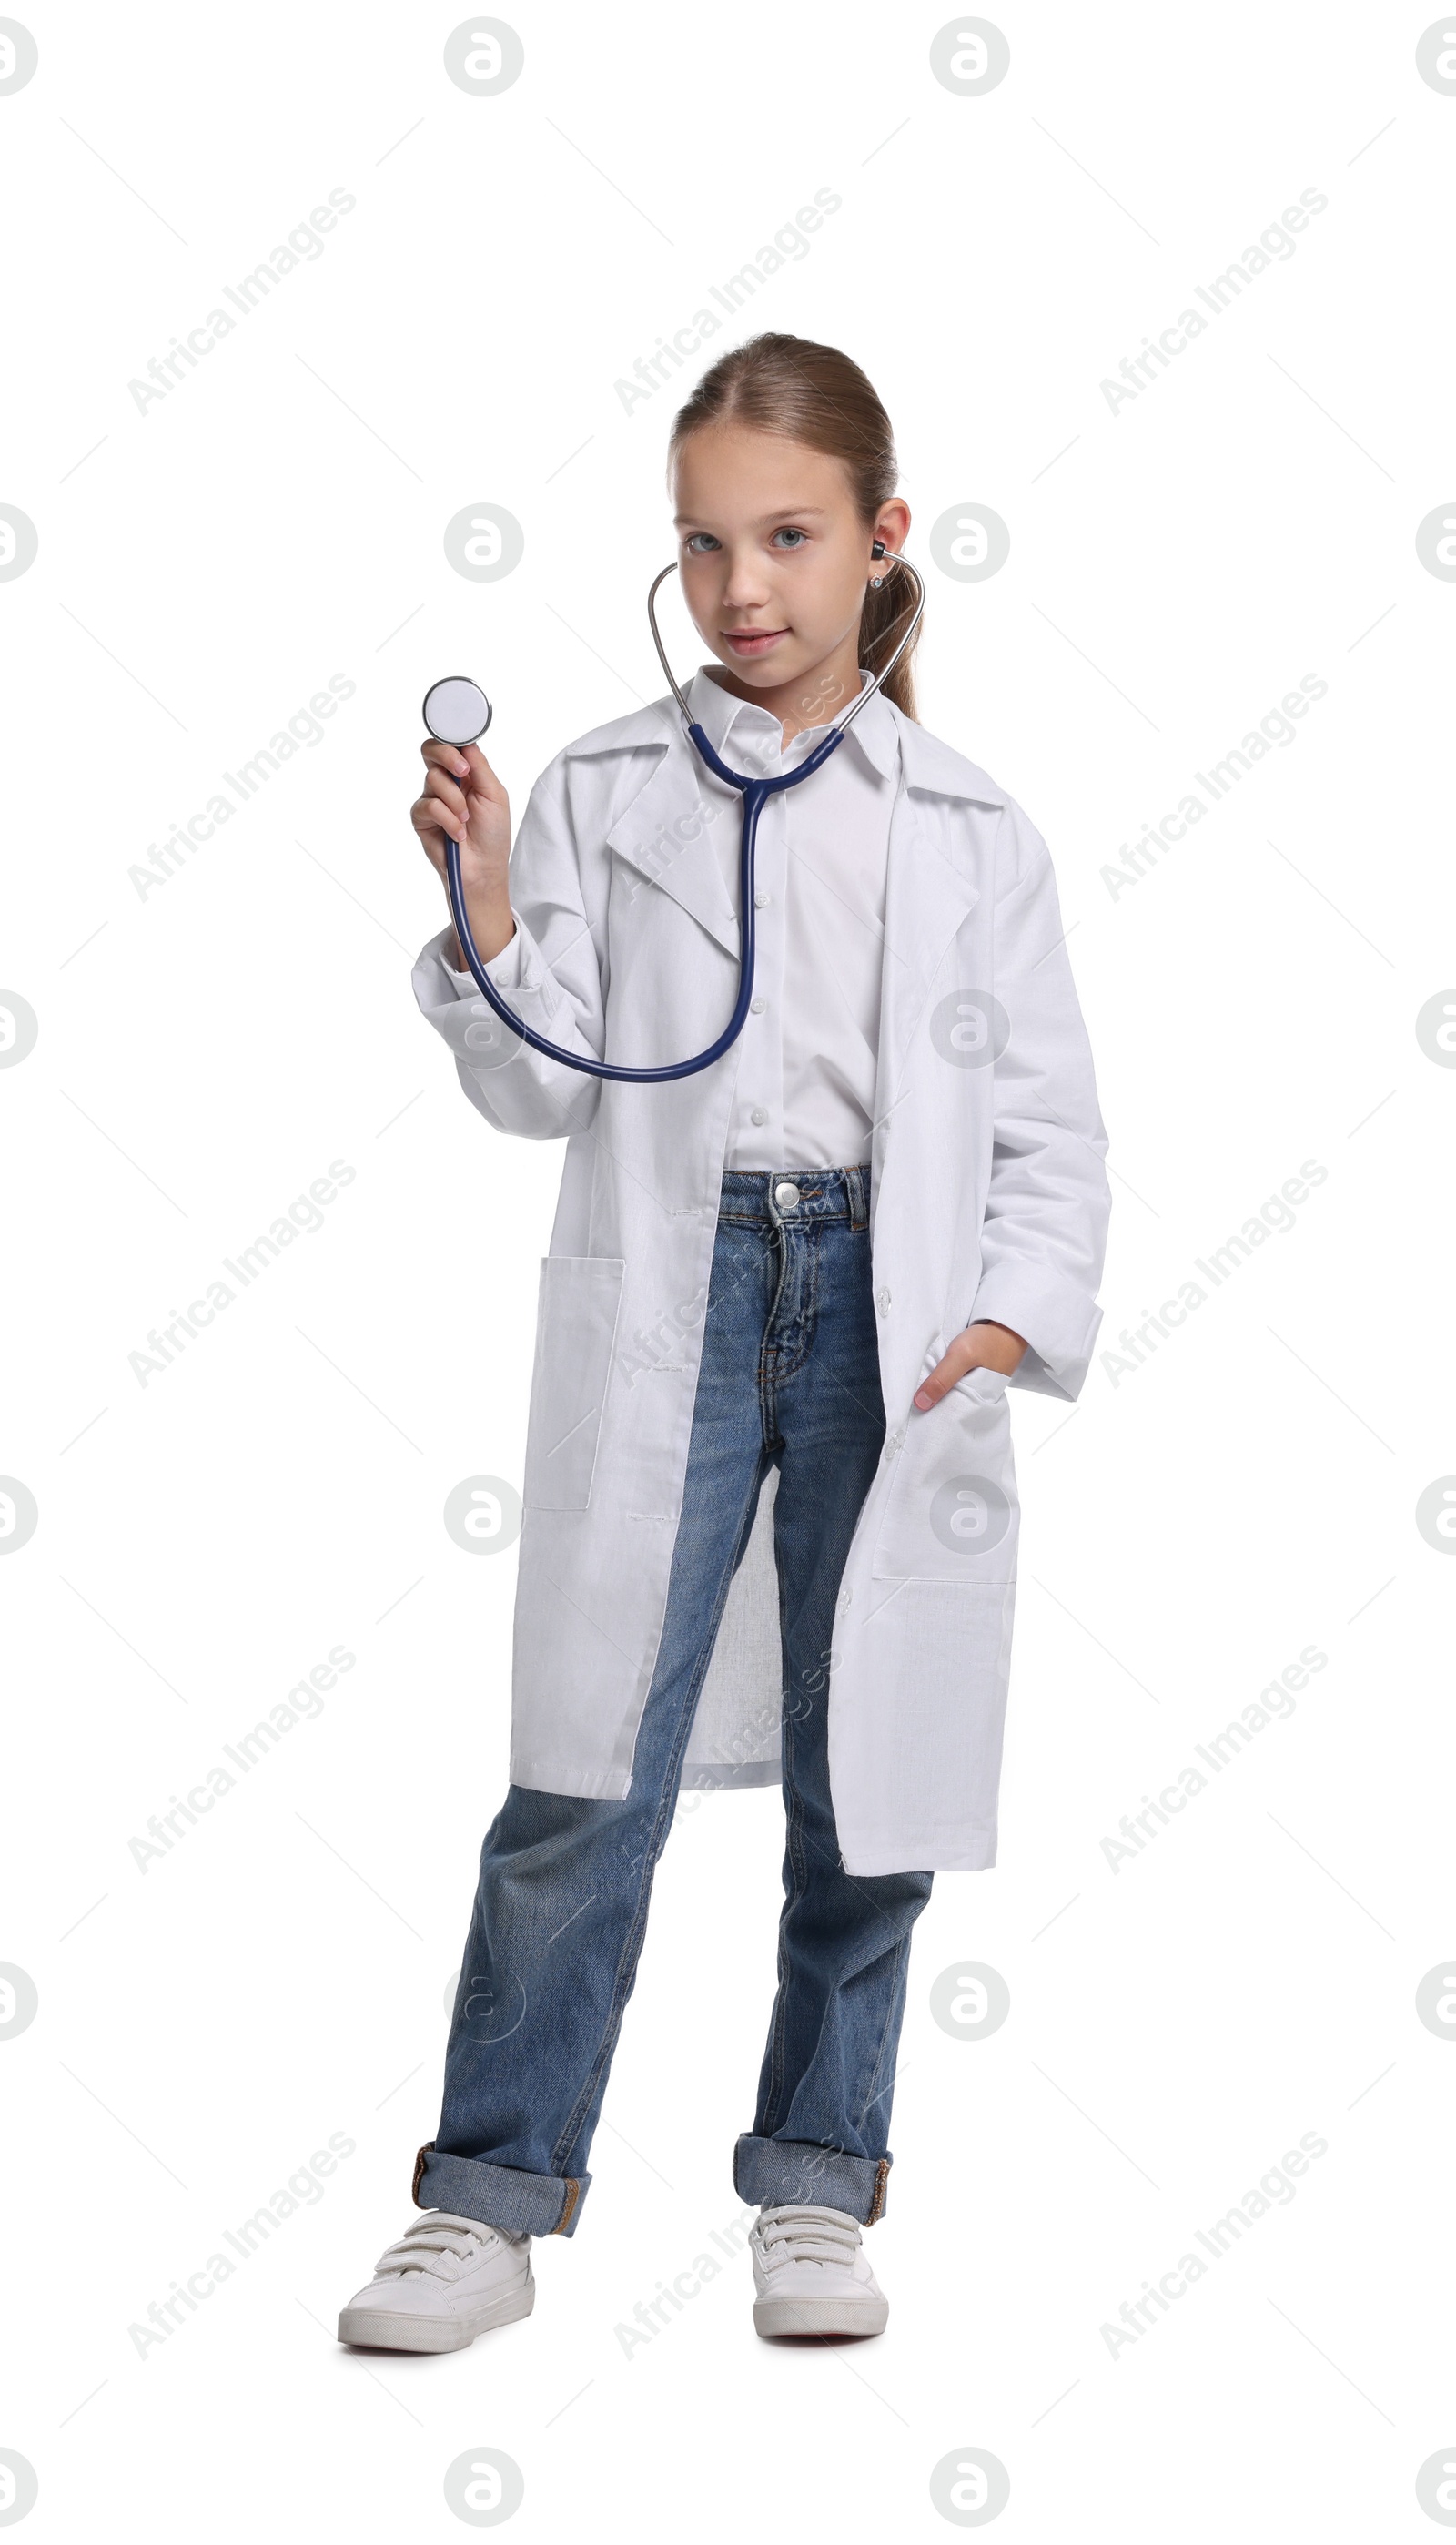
338, 333, 1109, 2353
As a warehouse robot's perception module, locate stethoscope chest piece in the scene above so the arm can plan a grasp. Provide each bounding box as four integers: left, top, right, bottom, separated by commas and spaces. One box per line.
422, 675, 492, 746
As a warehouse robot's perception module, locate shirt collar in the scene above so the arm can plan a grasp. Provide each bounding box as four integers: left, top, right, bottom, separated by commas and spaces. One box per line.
682, 663, 898, 780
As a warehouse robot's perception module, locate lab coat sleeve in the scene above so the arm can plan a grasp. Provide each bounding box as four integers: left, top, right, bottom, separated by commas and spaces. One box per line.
410, 752, 608, 1141
964, 796, 1111, 1402
440, 917, 526, 997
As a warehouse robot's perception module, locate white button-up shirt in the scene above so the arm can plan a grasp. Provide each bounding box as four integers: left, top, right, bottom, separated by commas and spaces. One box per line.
443, 664, 898, 1171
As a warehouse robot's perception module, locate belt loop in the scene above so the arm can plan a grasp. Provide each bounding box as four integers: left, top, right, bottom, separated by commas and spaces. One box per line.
849, 1165, 867, 1229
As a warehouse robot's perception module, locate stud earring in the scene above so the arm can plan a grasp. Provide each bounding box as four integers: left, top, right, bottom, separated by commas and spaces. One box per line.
870, 575, 884, 588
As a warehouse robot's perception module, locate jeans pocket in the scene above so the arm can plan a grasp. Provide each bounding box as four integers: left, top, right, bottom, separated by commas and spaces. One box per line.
521, 1256, 626, 1511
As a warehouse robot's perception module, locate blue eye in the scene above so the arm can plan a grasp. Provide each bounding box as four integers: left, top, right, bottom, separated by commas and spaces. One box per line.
773, 527, 808, 548
683, 532, 720, 553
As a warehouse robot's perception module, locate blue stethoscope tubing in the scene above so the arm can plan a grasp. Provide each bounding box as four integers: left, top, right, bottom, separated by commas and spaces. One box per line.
444, 721, 845, 1087
441, 545, 925, 1085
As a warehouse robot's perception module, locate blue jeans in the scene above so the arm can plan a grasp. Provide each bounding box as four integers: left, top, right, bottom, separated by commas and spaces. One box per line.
414, 1167, 934, 2237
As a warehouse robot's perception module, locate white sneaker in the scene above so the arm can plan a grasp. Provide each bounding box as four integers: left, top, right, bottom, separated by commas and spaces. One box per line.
748, 2202, 888, 2337
338, 2210, 534, 2353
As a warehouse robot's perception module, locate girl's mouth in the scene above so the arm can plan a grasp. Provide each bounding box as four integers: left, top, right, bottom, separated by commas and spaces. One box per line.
721, 628, 788, 656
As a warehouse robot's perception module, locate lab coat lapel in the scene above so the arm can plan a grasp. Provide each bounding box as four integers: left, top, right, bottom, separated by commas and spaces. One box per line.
590, 696, 1007, 1044
603, 739, 740, 961
873, 721, 998, 1135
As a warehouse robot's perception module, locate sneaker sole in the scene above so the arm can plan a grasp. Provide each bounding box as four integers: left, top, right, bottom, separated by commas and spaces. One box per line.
753, 2292, 888, 2338
338, 2275, 535, 2354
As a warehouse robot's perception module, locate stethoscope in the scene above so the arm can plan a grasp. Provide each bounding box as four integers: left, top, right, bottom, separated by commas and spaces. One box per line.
421, 541, 925, 1084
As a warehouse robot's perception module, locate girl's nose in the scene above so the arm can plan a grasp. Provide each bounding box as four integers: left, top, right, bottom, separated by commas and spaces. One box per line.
720, 549, 774, 609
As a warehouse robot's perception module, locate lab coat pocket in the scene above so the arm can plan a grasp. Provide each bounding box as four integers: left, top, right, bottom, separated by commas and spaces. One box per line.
871, 1332, 1019, 1584
521, 1255, 626, 1512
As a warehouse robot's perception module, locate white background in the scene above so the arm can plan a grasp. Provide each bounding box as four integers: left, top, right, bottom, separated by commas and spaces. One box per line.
3, 1, 1454, 2535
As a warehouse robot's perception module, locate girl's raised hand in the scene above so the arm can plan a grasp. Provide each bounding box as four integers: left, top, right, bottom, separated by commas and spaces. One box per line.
411, 738, 516, 967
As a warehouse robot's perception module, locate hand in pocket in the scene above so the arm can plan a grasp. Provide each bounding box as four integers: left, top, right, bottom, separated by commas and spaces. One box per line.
912, 1319, 1026, 1411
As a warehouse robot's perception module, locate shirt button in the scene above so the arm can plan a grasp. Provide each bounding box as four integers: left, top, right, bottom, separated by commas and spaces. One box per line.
751, 1107, 768, 1126
875, 1285, 891, 1313
753, 889, 769, 908
750, 997, 765, 1015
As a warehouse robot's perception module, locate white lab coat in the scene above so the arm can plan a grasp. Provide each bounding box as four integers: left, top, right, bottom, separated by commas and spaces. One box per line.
412, 692, 1110, 1874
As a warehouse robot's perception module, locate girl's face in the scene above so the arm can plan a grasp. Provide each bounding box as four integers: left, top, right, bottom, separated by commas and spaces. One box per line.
671, 422, 910, 715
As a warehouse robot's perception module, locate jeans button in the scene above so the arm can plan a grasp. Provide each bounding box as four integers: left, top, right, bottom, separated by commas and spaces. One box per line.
774, 1181, 800, 1212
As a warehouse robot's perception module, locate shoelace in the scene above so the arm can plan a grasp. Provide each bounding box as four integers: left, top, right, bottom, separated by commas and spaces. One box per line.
753, 2204, 863, 2269
371, 2210, 509, 2279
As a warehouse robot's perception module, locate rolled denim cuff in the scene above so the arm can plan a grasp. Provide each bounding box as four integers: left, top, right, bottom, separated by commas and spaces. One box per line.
733, 2134, 891, 2226
413, 2142, 589, 2236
